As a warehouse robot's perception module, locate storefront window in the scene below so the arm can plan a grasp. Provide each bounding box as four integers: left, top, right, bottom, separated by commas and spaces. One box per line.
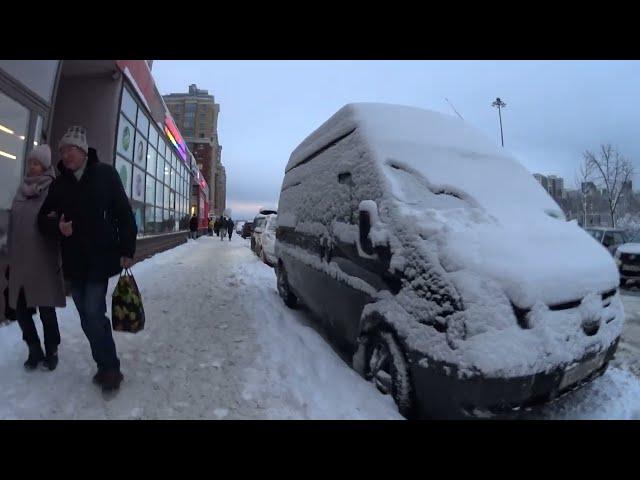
133, 130, 147, 169
120, 87, 137, 123
144, 205, 155, 234
132, 201, 144, 236
155, 179, 163, 208
32, 115, 43, 147
145, 175, 155, 207
136, 110, 149, 139
164, 159, 171, 185
156, 152, 164, 180
146, 147, 157, 177
116, 114, 135, 161
115, 155, 132, 198
0, 60, 60, 103
0, 92, 29, 211
148, 125, 158, 150
132, 166, 145, 203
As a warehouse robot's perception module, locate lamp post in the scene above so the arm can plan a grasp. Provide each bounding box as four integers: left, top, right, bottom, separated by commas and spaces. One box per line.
491, 97, 506, 147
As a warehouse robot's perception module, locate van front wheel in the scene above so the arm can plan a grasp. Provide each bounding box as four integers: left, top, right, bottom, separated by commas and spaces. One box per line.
363, 329, 415, 419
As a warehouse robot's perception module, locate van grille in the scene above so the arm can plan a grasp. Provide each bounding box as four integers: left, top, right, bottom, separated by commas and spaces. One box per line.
512, 288, 617, 328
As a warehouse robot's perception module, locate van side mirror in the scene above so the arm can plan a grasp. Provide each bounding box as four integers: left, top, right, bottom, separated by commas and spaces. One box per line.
359, 210, 374, 255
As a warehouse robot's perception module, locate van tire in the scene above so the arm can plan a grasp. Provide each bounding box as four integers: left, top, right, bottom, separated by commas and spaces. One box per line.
276, 263, 298, 309
362, 329, 415, 419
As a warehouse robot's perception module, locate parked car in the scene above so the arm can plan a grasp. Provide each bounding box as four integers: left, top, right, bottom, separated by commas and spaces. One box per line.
251, 210, 277, 256
584, 227, 628, 255
259, 215, 278, 267
615, 234, 640, 287
241, 222, 254, 239
274, 103, 624, 419
235, 221, 246, 235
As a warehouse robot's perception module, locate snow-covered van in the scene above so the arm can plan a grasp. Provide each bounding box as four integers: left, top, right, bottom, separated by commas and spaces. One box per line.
274, 103, 625, 419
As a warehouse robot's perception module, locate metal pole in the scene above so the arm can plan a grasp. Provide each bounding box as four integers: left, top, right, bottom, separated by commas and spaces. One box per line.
491, 97, 507, 148
498, 106, 504, 147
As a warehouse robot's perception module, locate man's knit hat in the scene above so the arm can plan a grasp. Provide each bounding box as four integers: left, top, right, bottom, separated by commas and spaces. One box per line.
26, 144, 52, 169
58, 125, 88, 154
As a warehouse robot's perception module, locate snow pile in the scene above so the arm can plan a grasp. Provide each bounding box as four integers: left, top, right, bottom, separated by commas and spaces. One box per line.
534, 367, 640, 420
281, 103, 624, 379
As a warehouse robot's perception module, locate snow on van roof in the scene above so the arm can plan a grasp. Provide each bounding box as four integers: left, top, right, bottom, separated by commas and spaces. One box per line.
289, 103, 559, 219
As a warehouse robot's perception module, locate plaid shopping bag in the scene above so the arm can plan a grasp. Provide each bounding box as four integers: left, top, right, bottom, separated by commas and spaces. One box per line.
111, 268, 145, 333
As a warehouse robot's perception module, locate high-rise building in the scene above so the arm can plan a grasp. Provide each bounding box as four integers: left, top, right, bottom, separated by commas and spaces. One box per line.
163, 84, 226, 215
547, 175, 564, 201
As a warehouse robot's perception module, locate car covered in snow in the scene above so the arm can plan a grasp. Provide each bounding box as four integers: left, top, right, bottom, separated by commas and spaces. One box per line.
251, 210, 277, 256
259, 215, 278, 267
274, 103, 625, 419
615, 235, 640, 287
585, 227, 628, 255
235, 221, 246, 235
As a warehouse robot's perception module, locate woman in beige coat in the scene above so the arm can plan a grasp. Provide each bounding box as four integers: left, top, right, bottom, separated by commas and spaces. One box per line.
7, 145, 66, 370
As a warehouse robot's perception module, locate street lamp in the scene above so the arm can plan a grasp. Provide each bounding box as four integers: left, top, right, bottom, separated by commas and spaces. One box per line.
491, 97, 507, 147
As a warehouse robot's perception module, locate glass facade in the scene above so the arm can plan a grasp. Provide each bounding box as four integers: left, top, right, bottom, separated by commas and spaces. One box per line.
115, 84, 191, 237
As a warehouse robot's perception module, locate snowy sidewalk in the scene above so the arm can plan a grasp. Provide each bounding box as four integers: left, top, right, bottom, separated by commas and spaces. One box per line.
0, 235, 400, 420
1, 235, 639, 419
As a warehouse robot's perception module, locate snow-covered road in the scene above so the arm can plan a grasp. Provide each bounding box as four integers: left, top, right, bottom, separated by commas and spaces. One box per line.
1, 236, 639, 419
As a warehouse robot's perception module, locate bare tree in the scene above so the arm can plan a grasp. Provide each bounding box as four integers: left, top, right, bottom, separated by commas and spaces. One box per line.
575, 159, 595, 227
582, 144, 634, 228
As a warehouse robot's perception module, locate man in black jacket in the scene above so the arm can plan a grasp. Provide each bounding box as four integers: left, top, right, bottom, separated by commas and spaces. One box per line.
189, 214, 198, 240
38, 126, 137, 393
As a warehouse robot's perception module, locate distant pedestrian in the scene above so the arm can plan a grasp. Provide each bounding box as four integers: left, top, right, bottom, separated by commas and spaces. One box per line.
218, 216, 227, 241
189, 214, 198, 240
8, 145, 66, 371
227, 218, 235, 241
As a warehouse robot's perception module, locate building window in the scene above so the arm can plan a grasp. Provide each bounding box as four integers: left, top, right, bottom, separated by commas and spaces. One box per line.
0, 60, 59, 103
0, 91, 29, 251
199, 133, 205, 138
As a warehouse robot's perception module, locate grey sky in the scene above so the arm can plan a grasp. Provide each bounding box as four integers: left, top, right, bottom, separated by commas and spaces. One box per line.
152, 60, 640, 220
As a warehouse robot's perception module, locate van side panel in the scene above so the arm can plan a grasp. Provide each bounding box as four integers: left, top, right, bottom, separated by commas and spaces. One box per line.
277, 130, 386, 345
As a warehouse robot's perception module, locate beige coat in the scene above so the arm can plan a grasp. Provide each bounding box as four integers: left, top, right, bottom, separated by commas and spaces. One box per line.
7, 169, 66, 309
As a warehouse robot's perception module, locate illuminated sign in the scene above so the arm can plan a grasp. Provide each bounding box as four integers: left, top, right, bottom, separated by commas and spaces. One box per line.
164, 116, 188, 162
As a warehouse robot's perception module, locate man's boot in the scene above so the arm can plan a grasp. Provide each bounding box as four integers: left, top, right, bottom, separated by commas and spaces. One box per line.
101, 369, 124, 392
24, 343, 44, 370
92, 369, 105, 385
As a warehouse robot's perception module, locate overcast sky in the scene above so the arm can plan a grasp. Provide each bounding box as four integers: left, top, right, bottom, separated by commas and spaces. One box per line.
152, 60, 640, 220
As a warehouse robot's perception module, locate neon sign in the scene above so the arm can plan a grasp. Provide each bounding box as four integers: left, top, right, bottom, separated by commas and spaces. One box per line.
164, 116, 188, 162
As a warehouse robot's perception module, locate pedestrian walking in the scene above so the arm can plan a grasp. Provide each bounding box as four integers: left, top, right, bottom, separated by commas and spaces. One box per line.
7, 145, 66, 371
189, 214, 198, 240
38, 126, 137, 392
227, 218, 235, 241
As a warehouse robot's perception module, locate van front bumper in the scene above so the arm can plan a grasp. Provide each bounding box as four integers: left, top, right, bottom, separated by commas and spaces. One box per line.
409, 336, 620, 419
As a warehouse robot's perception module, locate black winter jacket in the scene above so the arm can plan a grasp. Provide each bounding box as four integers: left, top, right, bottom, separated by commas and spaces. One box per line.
37, 148, 137, 281
189, 216, 199, 232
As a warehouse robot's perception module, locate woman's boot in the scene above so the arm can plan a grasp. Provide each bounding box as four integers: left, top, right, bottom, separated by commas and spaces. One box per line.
24, 343, 44, 370
43, 345, 58, 371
